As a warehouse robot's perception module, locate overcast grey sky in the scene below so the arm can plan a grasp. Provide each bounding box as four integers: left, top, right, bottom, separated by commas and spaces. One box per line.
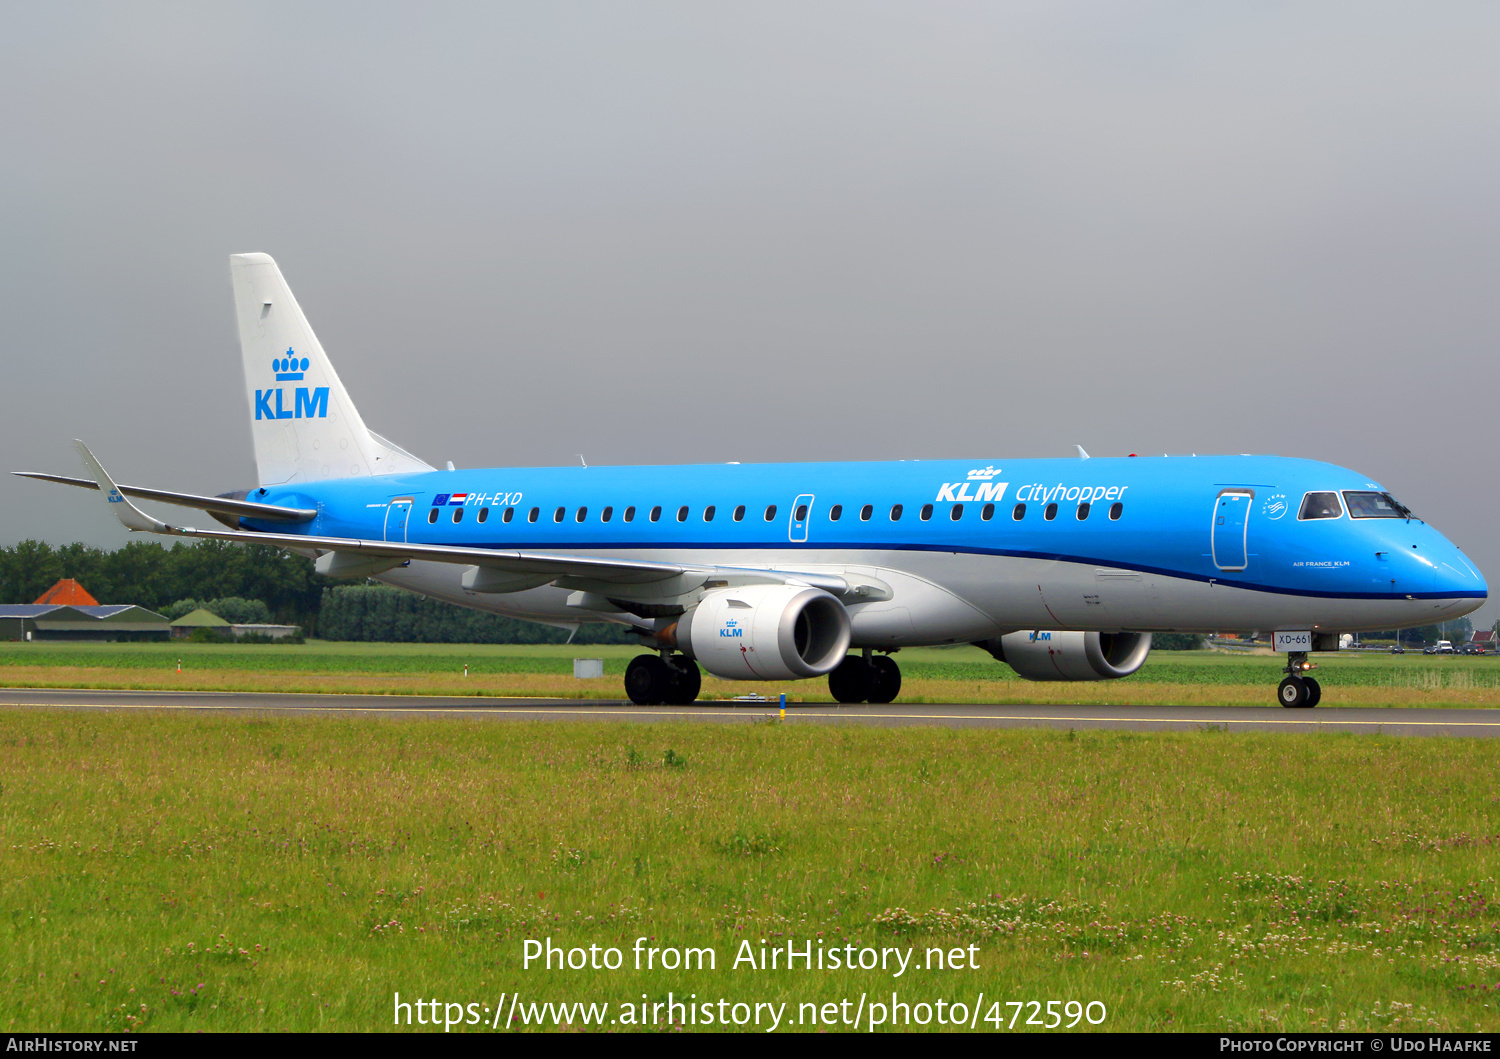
2, 2, 1496, 627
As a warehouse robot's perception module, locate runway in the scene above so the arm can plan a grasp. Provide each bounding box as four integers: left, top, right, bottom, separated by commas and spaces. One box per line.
2, 686, 1498, 736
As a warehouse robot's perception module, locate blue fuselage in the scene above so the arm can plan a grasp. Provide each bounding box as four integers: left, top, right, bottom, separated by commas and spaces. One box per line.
245, 454, 1485, 639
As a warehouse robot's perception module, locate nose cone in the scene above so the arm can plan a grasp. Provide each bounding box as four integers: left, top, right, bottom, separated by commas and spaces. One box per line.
1434, 543, 1487, 611
1409, 518, 1489, 616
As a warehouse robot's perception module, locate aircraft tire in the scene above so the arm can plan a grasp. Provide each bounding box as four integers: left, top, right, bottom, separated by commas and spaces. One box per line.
828, 656, 869, 704
666, 659, 702, 705
867, 655, 902, 704
1277, 676, 1310, 708
625, 654, 672, 706
1303, 677, 1321, 707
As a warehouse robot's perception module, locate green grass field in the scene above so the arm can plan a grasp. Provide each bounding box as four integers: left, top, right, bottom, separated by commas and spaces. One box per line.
1, 641, 1498, 708
2, 710, 1499, 1032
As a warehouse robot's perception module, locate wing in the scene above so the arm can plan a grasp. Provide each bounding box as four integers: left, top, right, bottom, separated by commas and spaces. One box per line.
53, 442, 889, 603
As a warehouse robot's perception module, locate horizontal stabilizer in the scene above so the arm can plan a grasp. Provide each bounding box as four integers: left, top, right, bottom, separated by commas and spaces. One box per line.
12, 471, 317, 523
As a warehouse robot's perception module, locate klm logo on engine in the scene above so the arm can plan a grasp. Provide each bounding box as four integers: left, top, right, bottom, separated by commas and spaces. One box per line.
255, 347, 329, 420
720, 619, 744, 638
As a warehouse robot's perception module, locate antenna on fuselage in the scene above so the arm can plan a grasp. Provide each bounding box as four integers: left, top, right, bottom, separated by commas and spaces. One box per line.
577, 454, 588, 468
1076, 445, 1090, 459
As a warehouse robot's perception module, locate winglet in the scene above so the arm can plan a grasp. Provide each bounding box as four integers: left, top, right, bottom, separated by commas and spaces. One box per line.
73, 441, 171, 533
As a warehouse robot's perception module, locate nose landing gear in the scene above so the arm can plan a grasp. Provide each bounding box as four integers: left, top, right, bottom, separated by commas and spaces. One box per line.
1277, 651, 1321, 708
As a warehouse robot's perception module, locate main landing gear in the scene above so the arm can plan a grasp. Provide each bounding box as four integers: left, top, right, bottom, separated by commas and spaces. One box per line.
827, 651, 902, 704
625, 653, 701, 706
1277, 651, 1321, 708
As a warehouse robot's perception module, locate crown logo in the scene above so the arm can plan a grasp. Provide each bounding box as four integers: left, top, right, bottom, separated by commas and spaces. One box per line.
274, 348, 308, 381
967, 465, 1001, 480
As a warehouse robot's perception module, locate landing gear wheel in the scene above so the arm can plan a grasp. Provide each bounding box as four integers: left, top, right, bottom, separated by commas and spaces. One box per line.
665, 659, 701, 705
1303, 677, 1321, 708
867, 655, 902, 704
625, 654, 672, 706
828, 657, 869, 703
1278, 676, 1310, 708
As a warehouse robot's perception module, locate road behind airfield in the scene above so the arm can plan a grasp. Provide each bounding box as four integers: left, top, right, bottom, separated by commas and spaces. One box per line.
1, 687, 1497, 737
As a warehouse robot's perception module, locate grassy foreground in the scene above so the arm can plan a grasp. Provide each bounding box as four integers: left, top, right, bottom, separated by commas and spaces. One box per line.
3, 710, 1500, 1032
2, 641, 1500, 707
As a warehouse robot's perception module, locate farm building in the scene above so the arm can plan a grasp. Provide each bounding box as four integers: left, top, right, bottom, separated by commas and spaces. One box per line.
0, 604, 170, 641
0, 579, 169, 641
169, 609, 300, 640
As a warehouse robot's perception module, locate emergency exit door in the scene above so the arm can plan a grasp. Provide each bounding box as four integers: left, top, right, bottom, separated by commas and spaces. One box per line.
788, 494, 814, 543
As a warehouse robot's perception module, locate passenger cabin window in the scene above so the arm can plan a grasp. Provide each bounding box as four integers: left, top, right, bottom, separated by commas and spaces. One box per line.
649, 506, 662, 522
453, 508, 463, 523
890, 504, 903, 521
1109, 502, 1123, 520
1012, 503, 1026, 521
733, 505, 745, 522
477, 507, 489, 524
623, 506, 636, 522
1044, 503, 1058, 521
980, 503, 994, 521
950, 504, 963, 521
859, 504, 873, 521
919, 504, 933, 521
829, 505, 842, 521
528, 507, 539, 523
601, 506, 613, 523
677, 505, 689, 522
1076, 502, 1090, 520
428, 508, 439, 524
503, 506, 514, 523
554, 506, 565, 523
703, 506, 715, 522
792, 504, 806, 522
576, 507, 587, 522
764, 505, 777, 521
1299, 492, 1343, 520
1343, 491, 1412, 519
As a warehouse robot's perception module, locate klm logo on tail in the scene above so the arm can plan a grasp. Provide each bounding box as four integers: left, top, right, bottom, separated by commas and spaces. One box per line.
255, 348, 328, 420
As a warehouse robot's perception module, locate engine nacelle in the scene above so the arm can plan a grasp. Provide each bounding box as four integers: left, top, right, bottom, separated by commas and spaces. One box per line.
676, 585, 852, 680
981, 630, 1152, 681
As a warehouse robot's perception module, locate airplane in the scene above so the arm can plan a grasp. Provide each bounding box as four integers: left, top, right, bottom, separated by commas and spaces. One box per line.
17, 254, 1487, 709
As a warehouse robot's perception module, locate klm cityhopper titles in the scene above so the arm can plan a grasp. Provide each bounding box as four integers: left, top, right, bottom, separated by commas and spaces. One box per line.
21, 254, 1486, 709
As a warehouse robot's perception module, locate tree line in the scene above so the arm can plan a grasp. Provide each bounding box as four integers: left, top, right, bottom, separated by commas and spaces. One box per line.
0, 539, 633, 643
0, 540, 325, 625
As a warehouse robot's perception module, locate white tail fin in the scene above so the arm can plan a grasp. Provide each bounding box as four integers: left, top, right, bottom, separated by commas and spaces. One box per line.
230, 253, 433, 485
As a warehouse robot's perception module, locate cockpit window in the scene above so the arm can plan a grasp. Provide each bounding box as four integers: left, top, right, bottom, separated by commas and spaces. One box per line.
1298, 492, 1343, 520
1343, 491, 1413, 519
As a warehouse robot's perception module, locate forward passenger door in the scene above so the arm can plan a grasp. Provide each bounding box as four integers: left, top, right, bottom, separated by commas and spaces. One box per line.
1211, 490, 1253, 571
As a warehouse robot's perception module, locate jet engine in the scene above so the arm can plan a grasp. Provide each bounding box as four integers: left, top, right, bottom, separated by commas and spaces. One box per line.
673, 585, 852, 681
978, 631, 1152, 681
